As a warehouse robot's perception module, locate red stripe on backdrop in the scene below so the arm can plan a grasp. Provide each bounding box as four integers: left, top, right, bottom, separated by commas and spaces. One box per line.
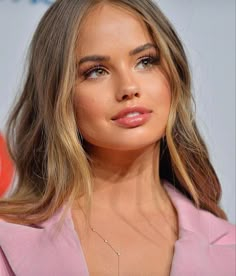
0, 134, 14, 196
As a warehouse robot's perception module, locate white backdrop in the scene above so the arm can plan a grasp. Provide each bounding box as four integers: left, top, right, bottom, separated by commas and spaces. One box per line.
0, 0, 235, 223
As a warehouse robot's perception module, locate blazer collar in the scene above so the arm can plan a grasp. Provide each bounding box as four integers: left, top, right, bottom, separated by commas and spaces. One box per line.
0, 181, 234, 276
40, 180, 231, 245
163, 180, 231, 244
163, 181, 234, 276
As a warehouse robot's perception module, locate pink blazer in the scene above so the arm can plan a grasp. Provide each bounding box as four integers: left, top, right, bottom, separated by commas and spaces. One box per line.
0, 181, 235, 275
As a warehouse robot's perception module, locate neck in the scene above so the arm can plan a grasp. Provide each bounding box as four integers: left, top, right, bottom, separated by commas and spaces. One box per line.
84, 142, 170, 213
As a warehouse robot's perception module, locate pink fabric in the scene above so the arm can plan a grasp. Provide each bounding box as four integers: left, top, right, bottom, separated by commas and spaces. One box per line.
0, 181, 235, 276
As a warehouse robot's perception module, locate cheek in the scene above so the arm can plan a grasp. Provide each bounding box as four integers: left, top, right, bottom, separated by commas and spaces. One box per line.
73, 87, 111, 139
148, 74, 172, 115
159, 85, 171, 115
74, 94, 100, 123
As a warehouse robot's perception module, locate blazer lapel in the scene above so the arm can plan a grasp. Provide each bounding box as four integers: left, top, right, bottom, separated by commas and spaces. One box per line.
0, 206, 89, 276
163, 181, 235, 276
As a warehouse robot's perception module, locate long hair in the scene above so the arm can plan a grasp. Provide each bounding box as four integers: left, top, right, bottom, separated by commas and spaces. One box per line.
0, 0, 227, 225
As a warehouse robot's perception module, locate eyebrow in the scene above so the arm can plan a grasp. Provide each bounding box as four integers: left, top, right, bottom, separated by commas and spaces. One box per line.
77, 43, 158, 66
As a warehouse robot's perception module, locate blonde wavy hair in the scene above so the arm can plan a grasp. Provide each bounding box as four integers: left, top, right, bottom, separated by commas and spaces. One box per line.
0, 0, 227, 226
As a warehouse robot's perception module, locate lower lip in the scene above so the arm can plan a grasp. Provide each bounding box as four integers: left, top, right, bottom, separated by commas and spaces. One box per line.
112, 113, 151, 128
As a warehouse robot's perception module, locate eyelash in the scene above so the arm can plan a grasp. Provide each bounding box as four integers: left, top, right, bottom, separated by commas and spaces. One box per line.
81, 54, 160, 80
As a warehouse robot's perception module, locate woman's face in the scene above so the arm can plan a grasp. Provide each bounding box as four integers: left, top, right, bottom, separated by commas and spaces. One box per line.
74, 4, 171, 151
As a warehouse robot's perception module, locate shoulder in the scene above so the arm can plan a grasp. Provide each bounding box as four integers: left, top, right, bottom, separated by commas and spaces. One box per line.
0, 206, 67, 245
199, 207, 236, 245
0, 211, 57, 274
163, 181, 236, 245
0, 213, 59, 275
0, 209, 89, 276
164, 182, 236, 275
0, 219, 45, 259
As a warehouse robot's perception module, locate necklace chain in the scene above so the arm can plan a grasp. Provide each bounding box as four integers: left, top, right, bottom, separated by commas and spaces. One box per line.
80, 187, 177, 276
89, 224, 121, 276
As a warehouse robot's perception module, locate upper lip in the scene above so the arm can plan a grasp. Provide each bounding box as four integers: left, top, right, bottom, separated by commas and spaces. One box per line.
111, 106, 152, 120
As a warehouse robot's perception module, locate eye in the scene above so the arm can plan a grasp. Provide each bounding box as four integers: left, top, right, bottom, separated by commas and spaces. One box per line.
81, 54, 160, 80
136, 54, 160, 70
83, 65, 108, 80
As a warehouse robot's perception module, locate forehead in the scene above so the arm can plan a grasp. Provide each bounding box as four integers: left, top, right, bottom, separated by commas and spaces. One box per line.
77, 3, 153, 55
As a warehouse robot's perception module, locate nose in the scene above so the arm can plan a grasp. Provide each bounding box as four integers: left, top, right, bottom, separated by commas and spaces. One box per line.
115, 71, 141, 102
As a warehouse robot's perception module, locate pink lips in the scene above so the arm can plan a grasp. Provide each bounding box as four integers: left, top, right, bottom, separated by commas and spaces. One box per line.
111, 106, 152, 128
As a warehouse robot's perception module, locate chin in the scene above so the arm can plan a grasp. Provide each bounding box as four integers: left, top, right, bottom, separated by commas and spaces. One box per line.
87, 136, 161, 152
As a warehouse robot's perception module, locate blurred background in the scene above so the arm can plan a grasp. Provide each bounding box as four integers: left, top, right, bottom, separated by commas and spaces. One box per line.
0, 0, 235, 223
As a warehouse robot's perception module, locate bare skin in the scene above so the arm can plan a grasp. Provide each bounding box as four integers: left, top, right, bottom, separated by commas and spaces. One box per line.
72, 3, 178, 276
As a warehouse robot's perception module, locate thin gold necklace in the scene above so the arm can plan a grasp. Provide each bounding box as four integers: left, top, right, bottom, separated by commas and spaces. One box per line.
76, 189, 178, 276
88, 224, 121, 276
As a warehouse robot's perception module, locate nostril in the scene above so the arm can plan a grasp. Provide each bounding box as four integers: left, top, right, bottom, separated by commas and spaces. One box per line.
120, 91, 140, 101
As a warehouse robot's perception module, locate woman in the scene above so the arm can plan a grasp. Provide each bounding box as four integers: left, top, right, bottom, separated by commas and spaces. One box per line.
0, 0, 235, 275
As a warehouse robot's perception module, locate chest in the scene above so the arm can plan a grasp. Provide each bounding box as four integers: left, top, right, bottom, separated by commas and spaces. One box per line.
82, 236, 175, 276
72, 209, 178, 276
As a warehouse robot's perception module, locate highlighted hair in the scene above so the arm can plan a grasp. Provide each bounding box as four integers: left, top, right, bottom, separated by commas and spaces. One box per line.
0, 0, 227, 225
